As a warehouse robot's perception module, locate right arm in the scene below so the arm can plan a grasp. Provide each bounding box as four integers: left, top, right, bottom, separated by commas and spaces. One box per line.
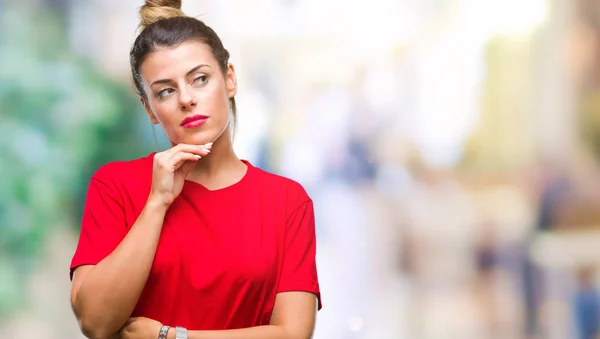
71, 198, 167, 339
70, 143, 212, 339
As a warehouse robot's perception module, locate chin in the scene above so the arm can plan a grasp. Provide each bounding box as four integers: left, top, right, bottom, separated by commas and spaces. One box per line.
182, 136, 212, 146
171, 122, 228, 145
184, 130, 220, 145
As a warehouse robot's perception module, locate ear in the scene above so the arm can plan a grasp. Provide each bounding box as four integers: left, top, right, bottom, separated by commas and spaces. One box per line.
225, 63, 238, 99
141, 97, 159, 124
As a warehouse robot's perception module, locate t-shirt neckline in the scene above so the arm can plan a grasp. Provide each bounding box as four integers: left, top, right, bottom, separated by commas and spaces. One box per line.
182, 159, 253, 193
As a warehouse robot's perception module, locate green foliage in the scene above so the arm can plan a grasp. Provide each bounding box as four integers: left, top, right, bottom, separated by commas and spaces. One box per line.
0, 4, 154, 317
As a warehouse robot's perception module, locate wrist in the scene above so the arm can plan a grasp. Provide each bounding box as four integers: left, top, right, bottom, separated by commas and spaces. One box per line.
168, 326, 189, 339
159, 325, 171, 339
167, 326, 175, 339
145, 194, 171, 213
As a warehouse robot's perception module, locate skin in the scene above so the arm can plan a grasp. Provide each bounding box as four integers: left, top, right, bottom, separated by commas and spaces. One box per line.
140, 39, 245, 193
70, 41, 317, 339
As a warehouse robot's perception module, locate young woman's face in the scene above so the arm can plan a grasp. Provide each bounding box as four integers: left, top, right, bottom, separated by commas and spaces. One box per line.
140, 41, 236, 146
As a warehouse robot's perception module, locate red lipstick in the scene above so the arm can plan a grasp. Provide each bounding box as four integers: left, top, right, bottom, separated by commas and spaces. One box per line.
180, 115, 208, 128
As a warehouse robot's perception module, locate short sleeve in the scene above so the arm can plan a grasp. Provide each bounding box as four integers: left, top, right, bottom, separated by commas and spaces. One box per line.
69, 176, 127, 280
277, 199, 322, 310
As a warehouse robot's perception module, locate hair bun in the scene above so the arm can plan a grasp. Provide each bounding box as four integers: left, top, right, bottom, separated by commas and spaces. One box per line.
139, 0, 184, 29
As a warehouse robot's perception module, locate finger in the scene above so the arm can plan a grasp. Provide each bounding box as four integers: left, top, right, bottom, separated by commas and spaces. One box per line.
126, 317, 138, 324
167, 146, 210, 165
179, 145, 211, 157
156, 143, 212, 161
113, 325, 126, 339
168, 152, 201, 171
156, 145, 211, 171
168, 143, 213, 157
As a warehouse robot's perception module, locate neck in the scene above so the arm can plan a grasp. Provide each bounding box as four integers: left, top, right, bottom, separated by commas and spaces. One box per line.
187, 130, 244, 183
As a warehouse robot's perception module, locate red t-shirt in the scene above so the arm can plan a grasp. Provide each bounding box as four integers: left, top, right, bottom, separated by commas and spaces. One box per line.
70, 154, 321, 330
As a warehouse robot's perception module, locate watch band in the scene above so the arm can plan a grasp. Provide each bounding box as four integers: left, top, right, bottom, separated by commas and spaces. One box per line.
158, 325, 170, 339
175, 326, 188, 339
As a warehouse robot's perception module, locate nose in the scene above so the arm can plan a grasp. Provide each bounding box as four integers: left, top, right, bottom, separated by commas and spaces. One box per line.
179, 86, 197, 110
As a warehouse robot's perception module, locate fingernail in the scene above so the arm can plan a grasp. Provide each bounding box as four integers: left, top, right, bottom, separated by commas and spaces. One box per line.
205, 142, 213, 147
202, 148, 210, 153
195, 155, 201, 159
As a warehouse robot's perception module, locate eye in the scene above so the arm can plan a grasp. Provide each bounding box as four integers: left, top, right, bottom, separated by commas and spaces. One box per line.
157, 88, 175, 99
193, 75, 208, 86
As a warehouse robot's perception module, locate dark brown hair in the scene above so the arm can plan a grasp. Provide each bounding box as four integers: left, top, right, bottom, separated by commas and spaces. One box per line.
130, 0, 237, 119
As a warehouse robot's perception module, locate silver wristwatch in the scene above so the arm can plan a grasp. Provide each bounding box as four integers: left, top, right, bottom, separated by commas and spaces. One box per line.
175, 326, 188, 339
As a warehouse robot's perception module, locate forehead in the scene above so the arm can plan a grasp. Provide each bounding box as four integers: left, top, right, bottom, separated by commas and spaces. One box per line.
140, 41, 215, 82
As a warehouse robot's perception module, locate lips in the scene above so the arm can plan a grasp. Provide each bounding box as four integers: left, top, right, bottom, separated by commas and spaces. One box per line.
181, 114, 209, 128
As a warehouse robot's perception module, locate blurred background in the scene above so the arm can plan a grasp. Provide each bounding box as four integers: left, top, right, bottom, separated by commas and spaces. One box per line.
3, 0, 600, 338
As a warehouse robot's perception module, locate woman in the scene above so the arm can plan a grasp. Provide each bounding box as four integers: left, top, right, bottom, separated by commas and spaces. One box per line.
69, 1, 321, 338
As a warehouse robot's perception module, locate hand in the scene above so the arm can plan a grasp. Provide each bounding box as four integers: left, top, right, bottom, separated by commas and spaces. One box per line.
149, 143, 212, 207
117, 317, 162, 339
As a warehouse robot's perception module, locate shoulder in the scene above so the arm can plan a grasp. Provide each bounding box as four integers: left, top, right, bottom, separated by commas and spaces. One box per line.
249, 163, 311, 207
90, 153, 154, 188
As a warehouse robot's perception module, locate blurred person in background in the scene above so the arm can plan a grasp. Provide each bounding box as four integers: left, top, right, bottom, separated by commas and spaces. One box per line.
523, 160, 569, 338
68, 1, 321, 338
573, 267, 600, 339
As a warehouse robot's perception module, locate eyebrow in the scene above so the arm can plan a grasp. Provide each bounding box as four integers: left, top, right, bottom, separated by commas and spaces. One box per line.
150, 64, 211, 87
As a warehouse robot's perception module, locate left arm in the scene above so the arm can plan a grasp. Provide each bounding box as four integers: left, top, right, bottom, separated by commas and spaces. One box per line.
175, 291, 316, 339
119, 292, 317, 339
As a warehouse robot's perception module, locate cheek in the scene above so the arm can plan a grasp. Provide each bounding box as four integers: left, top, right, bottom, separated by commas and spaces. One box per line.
204, 78, 230, 105
150, 102, 183, 134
